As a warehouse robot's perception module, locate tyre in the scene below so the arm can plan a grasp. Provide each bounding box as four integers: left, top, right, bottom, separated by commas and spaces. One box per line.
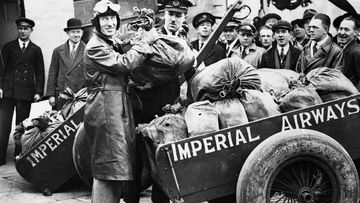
72, 123, 93, 187
236, 129, 360, 203
72, 123, 152, 192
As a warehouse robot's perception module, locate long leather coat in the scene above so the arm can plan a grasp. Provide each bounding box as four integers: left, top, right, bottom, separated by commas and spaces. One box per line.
0, 39, 44, 100
84, 31, 152, 180
46, 40, 86, 99
295, 36, 344, 74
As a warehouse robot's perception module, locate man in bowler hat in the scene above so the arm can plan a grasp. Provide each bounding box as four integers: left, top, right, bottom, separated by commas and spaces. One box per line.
46, 18, 86, 110
191, 12, 225, 66
0, 17, 45, 164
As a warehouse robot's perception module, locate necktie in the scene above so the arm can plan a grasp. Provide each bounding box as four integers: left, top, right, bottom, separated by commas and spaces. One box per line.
280, 47, 285, 63
312, 42, 318, 56
21, 43, 26, 52
200, 42, 204, 49
71, 43, 76, 59
241, 47, 246, 59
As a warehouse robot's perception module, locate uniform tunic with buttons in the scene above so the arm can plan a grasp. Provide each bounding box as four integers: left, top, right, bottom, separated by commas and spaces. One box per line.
84, 31, 153, 180
0, 39, 44, 100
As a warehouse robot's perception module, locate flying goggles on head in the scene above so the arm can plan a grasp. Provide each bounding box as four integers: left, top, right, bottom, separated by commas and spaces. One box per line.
128, 7, 154, 31
93, 0, 121, 17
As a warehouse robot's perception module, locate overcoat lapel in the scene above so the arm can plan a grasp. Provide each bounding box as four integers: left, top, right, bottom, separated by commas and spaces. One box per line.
60, 42, 72, 70
67, 42, 85, 74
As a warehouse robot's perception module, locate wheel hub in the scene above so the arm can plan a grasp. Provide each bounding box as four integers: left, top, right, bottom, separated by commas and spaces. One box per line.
298, 187, 313, 202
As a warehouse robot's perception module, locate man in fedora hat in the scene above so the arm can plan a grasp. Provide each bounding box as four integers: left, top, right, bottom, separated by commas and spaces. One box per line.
259, 20, 301, 70
191, 12, 225, 66
0, 17, 45, 164
46, 18, 86, 110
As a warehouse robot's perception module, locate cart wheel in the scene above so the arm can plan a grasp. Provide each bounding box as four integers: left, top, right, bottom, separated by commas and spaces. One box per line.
72, 123, 93, 187
236, 129, 360, 203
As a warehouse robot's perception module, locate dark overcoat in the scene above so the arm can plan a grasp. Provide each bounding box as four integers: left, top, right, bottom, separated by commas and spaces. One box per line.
295, 36, 344, 74
46, 40, 86, 98
84, 31, 152, 181
259, 44, 301, 71
342, 39, 360, 86
190, 39, 226, 66
0, 40, 44, 100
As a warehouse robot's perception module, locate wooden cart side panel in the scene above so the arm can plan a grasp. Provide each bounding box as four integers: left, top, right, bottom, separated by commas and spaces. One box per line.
15, 106, 84, 193
155, 95, 360, 202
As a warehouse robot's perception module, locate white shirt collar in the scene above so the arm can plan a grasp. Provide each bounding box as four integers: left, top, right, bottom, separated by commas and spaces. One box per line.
276, 43, 290, 55
18, 39, 30, 49
69, 40, 80, 52
314, 35, 329, 48
165, 27, 180, 36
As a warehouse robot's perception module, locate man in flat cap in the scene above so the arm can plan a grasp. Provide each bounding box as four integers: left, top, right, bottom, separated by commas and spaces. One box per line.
0, 17, 44, 164
191, 12, 225, 66
46, 18, 86, 110
262, 13, 281, 28
296, 13, 344, 74
222, 18, 241, 57
259, 20, 301, 70
229, 22, 265, 68
291, 19, 309, 50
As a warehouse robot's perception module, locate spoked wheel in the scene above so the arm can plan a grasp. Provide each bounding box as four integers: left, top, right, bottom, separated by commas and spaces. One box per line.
268, 157, 337, 203
236, 129, 360, 203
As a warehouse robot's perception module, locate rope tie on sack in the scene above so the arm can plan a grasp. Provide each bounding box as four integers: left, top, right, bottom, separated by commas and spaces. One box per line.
219, 76, 241, 98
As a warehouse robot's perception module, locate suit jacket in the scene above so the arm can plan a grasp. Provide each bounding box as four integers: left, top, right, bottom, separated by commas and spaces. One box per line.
191, 39, 226, 66
342, 39, 360, 85
259, 44, 301, 71
295, 36, 344, 74
46, 40, 86, 98
0, 39, 44, 100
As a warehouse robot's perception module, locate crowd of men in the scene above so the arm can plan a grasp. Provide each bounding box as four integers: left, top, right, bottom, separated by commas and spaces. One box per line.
1, 0, 360, 202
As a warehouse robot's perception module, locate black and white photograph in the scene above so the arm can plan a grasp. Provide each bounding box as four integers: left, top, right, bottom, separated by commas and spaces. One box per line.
1, 0, 360, 202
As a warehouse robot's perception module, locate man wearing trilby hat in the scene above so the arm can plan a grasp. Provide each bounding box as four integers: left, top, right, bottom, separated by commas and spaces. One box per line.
46, 18, 86, 110
83, 0, 158, 202
0, 17, 44, 165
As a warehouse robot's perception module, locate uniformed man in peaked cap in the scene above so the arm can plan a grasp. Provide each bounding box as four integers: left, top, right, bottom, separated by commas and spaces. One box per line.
222, 18, 241, 56
0, 17, 44, 164
133, 0, 192, 203
161, 0, 193, 36
191, 12, 226, 66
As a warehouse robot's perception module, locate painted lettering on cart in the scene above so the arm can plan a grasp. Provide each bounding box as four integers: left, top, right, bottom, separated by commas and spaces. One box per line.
171, 126, 259, 162
281, 98, 360, 131
25, 120, 81, 167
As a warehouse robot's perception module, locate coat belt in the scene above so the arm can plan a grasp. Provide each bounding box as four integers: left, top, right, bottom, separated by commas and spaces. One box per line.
87, 84, 128, 93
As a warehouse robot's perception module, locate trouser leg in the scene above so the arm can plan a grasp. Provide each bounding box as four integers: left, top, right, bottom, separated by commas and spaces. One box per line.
0, 98, 15, 164
151, 184, 169, 203
91, 178, 122, 203
14, 99, 31, 125
13, 99, 31, 157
